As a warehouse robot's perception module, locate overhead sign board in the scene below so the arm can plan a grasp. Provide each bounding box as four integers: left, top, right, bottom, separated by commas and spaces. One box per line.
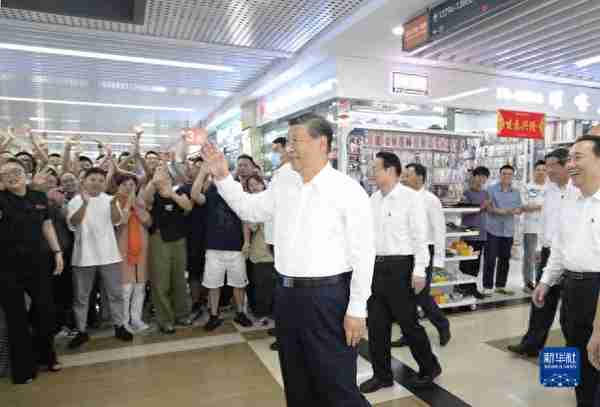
403, 13, 430, 51
430, 0, 514, 39
497, 109, 545, 140
391, 72, 429, 96
1, 0, 147, 24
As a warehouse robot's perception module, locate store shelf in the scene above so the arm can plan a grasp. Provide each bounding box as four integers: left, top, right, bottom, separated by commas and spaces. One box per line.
444, 255, 479, 262
446, 231, 479, 238
438, 297, 477, 309
443, 207, 481, 214
354, 125, 480, 139
431, 277, 477, 288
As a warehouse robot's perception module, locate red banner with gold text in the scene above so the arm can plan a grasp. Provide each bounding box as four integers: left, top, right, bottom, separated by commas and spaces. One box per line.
497, 110, 545, 140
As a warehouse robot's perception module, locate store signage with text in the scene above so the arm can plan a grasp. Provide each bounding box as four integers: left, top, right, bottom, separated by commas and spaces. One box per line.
391, 72, 429, 95
497, 109, 545, 140
430, 0, 513, 38
403, 13, 430, 51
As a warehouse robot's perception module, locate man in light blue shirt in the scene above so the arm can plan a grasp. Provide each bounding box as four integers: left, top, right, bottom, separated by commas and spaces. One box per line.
483, 165, 522, 296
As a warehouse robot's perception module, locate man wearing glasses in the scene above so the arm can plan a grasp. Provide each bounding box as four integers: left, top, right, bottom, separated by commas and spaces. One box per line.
0, 158, 64, 384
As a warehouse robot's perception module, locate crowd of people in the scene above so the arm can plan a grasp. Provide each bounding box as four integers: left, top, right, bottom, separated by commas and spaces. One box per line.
0, 116, 599, 407
0, 127, 280, 384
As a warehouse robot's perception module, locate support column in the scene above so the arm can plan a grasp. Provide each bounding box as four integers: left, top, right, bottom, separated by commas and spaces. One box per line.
241, 100, 265, 167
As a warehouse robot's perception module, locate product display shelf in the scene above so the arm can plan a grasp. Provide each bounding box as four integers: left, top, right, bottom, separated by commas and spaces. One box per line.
442, 207, 480, 214
439, 297, 477, 309
444, 255, 479, 262
431, 277, 477, 288
446, 230, 479, 238
436, 208, 481, 310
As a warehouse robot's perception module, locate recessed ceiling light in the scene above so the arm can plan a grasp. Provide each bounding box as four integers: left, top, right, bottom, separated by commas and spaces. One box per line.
575, 55, 600, 68
0, 42, 235, 72
46, 137, 161, 148
0, 96, 195, 112
432, 88, 490, 103
392, 25, 405, 36
32, 129, 170, 139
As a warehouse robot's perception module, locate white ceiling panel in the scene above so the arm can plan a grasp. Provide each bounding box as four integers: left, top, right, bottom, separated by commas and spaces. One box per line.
0, 0, 374, 147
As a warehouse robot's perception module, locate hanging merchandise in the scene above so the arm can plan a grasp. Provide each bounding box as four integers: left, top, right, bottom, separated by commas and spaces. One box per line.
347, 127, 476, 202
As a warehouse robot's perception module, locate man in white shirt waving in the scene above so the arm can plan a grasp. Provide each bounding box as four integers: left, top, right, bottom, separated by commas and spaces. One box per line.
534, 136, 600, 407
360, 152, 441, 394
203, 114, 375, 407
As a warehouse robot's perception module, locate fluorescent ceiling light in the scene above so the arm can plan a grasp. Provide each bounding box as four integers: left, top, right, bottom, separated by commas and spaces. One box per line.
46, 138, 161, 148
0, 43, 235, 73
31, 129, 170, 139
392, 25, 405, 36
575, 55, 600, 68
0, 96, 194, 112
432, 88, 489, 103
207, 108, 240, 129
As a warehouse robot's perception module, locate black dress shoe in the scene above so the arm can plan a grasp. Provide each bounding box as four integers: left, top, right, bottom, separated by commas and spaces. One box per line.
204, 315, 224, 332
440, 329, 451, 347
391, 337, 408, 347
159, 325, 176, 335
359, 377, 394, 394
411, 363, 442, 388
115, 325, 134, 342
68, 331, 90, 349
507, 344, 539, 357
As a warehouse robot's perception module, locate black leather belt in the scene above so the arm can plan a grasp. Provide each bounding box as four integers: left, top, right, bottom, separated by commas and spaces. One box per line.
565, 270, 600, 280
277, 272, 351, 288
375, 255, 412, 263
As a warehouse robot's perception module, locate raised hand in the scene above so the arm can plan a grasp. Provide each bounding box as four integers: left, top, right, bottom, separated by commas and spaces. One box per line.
133, 125, 144, 137
201, 143, 229, 180
48, 187, 66, 207
31, 169, 49, 189
105, 143, 113, 159
80, 187, 91, 204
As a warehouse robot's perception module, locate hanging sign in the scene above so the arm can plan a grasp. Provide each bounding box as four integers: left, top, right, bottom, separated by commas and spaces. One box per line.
430, 0, 514, 39
497, 109, 545, 140
403, 13, 430, 51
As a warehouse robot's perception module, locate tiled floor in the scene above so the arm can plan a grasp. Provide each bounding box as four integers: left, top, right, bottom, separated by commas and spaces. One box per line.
0, 260, 578, 406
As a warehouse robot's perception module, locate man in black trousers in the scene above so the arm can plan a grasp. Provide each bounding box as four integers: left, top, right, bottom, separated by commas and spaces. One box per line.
535, 136, 600, 407
360, 152, 441, 394
392, 163, 451, 348
205, 114, 375, 407
508, 148, 577, 357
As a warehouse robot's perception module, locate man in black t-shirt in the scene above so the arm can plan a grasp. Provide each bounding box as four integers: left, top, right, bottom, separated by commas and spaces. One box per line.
143, 164, 194, 334
177, 157, 209, 321
199, 163, 253, 331
0, 158, 64, 384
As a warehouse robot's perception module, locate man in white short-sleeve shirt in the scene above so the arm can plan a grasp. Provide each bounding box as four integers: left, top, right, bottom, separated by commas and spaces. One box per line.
67, 168, 131, 349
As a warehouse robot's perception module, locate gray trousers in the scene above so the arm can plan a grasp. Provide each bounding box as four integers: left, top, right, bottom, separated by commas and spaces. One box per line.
73, 263, 125, 332
522, 233, 538, 286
